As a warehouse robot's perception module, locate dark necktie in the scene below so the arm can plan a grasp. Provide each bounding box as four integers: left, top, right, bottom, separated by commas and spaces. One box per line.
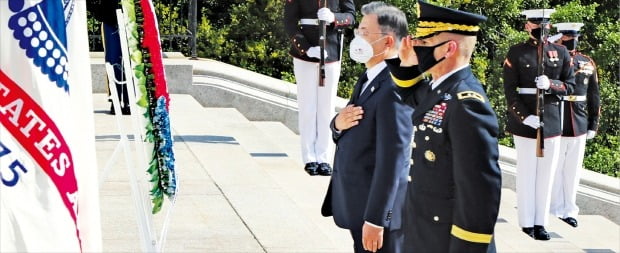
352, 72, 368, 100
426, 81, 434, 95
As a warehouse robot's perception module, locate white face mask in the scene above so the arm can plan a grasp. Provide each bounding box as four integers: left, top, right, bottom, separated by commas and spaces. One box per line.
349, 35, 386, 63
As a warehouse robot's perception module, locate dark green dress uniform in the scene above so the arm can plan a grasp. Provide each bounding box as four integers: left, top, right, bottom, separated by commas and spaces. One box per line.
283, 0, 355, 63
503, 39, 576, 138
561, 52, 600, 136
385, 2, 502, 252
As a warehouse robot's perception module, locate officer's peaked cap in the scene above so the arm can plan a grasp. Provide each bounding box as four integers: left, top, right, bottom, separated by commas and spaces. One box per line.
521, 9, 555, 23
554, 22, 584, 36
415, 0, 487, 39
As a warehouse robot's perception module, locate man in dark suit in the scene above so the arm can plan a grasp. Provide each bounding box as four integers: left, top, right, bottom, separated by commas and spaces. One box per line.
386, 1, 501, 252
321, 2, 412, 252
284, 0, 355, 176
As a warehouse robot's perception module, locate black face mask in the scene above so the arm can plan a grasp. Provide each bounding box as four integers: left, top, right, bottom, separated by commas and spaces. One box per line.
530, 28, 543, 40
414, 40, 450, 73
562, 39, 578, 51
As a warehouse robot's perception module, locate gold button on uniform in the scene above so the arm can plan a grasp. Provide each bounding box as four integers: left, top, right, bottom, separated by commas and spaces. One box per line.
425, 150, 436, 162
433, 216, 439, 221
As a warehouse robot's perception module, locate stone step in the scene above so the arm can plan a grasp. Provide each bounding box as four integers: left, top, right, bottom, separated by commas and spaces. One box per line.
95, 93, 264, 252
251, 121, 304, 164
497, 185, 619, 252
190, 104, 350, 252
496, 188, 585, 252
250, 121, 352, 250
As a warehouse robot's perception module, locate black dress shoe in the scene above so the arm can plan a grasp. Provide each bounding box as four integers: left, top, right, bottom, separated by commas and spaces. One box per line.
560, 217, 578, 227
522, 227, 534, 238
304, 162, 319, 176
109, 104, 116, 115
533, 225, 550, 240
317, 163, 332, 176
121, 106, 131, 115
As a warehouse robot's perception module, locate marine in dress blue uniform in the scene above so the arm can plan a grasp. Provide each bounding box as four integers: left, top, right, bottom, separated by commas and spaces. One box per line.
549, 22, 601, 228
386, 1, 501, 252
284, 0, 355, 176
321, 3, 412, 252
503, 9, 576, 240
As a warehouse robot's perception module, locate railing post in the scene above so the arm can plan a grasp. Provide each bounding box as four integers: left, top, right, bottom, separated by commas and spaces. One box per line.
189, 0, 197, 59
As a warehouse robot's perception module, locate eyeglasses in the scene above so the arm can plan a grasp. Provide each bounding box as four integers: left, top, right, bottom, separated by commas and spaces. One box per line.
354, 28, 387, 37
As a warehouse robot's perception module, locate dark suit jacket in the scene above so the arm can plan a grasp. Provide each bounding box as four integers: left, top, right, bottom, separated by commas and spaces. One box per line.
321, 67, 413, 231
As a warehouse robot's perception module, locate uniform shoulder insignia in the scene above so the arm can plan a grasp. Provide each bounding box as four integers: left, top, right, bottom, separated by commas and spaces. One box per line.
457, 91, 485, 102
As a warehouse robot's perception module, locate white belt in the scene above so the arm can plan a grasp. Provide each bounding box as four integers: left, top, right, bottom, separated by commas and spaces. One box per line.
562, 95, 586, 102
299, 19, 319, 25
517, 88, 537, 94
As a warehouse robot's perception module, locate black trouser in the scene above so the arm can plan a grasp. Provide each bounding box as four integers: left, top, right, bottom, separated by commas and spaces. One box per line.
103, 23, 128, 108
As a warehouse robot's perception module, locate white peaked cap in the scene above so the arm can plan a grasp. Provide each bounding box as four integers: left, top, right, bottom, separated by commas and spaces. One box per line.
554, 22, 584, 32
547, 33, 563, 43
521, 9, 555, 20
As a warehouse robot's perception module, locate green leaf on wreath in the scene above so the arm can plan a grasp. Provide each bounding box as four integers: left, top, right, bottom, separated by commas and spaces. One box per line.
151, 196, 163, 214
137, 96, 148, 107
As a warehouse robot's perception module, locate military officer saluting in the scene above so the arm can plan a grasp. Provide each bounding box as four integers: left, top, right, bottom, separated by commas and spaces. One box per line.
503, 9, 576, 240
284, 0, 355, 176
387, 1, 502, 252
549, 22, 600, 228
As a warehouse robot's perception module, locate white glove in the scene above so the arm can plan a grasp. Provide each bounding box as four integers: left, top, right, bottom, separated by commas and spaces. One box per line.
523, 115, 541, 129
307, 46, 328, 59
586, 130, 596, 140
317, 7, 335, 23
535, 75, 551, 90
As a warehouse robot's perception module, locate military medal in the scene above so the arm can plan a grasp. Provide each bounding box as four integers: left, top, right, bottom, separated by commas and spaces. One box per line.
423, 102, 447, 126
548, 50, 559, 62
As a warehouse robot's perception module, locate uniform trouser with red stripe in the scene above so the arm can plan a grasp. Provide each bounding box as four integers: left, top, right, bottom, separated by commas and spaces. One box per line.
550, 135, 586, 218
293, 58, 340, 164
514, 135, 561, 227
